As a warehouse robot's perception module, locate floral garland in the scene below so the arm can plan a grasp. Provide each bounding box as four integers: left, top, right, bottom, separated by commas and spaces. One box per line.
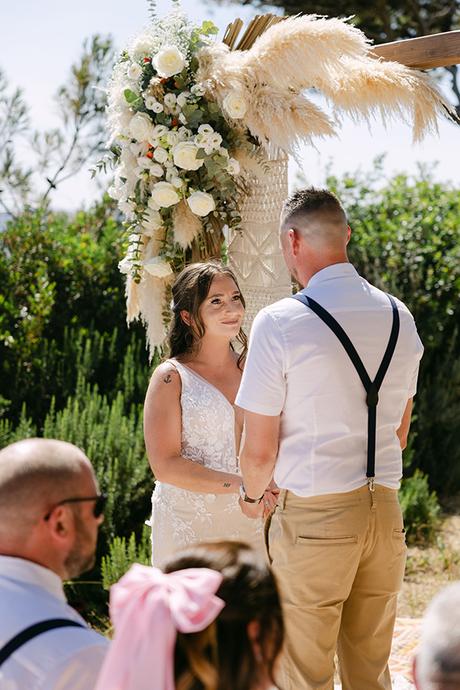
104, 10, 257, 289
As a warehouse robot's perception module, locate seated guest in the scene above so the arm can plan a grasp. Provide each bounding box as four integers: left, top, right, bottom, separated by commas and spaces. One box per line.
413, 582, 460, 689
0, 438, 108, 690
95, 540, 284, 690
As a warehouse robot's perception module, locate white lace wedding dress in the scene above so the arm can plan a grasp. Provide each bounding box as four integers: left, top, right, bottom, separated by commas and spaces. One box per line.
150, 358, 264, 567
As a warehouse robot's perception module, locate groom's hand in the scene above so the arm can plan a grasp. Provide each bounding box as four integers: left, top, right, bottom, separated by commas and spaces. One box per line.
239, 497, 264, 519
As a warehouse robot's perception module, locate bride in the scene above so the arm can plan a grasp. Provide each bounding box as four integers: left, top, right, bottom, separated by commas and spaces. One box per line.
144, 262, 276, 566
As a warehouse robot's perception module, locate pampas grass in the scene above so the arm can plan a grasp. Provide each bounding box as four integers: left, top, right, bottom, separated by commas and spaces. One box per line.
198, 14, 454, 154
173, 200, 203, 249
136, 273, 172, 356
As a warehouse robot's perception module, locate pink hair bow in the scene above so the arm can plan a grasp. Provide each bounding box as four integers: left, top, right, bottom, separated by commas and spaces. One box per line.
94, 564, 225, 690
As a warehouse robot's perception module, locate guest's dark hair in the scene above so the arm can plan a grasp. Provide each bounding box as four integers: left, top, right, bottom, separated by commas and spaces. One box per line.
281, 187, 347, 230
168, 262, 247, 370
164, 541, 284, 690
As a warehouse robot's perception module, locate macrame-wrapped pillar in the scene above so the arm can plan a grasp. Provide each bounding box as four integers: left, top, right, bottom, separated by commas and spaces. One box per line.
228, 158, 292, 332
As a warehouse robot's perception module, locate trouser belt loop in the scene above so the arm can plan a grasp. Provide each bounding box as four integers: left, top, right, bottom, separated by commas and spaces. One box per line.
279, 489, 288, 510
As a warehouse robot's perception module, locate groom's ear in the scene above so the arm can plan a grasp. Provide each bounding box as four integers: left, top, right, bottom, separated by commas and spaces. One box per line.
180, 310, 191, 326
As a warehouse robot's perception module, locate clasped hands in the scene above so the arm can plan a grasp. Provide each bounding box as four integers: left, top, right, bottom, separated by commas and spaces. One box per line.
239, 480, 279, 519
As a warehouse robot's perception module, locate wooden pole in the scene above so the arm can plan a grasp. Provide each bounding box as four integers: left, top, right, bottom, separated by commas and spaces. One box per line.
371, 30, 460, 69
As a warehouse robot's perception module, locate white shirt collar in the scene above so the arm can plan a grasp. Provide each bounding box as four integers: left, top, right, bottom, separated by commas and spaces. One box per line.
306, 262, 359, 289
0, 555, 66, 602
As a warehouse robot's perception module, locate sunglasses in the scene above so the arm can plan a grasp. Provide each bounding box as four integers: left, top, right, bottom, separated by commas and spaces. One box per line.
44, 493, 107, 521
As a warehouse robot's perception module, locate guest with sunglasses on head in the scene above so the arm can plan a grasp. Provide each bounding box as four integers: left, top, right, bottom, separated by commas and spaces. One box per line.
0, 437, 108, 690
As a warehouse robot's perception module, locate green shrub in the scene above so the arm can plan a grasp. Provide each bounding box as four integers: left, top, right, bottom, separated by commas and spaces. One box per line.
101, 527, 152, 590
400, 469, 441, 544
0, 201, 149, 425
41, 381, 152, 551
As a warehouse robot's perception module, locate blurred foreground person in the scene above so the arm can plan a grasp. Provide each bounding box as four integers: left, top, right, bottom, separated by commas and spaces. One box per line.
413, 582, 460, 690
95, 541, 284, 690
0, 438, 108, 690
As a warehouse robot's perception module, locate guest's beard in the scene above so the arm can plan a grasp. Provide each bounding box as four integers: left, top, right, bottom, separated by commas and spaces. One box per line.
64, 512, 97, 578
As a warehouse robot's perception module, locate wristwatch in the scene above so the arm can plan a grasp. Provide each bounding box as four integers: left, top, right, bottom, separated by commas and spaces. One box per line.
239, 483, 264, 504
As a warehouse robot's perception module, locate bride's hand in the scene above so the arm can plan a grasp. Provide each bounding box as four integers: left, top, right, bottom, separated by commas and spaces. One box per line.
239, 497, 264, 519
262, 490, 278, 518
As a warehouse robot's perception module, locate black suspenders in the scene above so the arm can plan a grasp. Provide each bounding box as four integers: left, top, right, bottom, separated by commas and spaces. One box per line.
292, 292, 400, 489
0, 618, 85, 668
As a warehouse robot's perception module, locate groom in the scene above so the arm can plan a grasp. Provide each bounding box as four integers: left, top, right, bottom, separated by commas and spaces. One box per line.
236, 187, 423, 690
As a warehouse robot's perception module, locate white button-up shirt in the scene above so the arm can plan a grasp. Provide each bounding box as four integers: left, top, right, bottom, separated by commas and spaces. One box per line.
0, 556, 108, 690
236, 263, 424, 497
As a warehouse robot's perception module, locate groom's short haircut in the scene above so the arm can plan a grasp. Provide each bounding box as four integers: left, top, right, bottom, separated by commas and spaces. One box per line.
415, 582, 460, 689
280, 187, 348, 244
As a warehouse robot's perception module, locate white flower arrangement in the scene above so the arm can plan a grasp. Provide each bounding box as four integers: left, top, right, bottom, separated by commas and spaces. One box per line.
104, 7, 256, 302
100, 4, 451, 353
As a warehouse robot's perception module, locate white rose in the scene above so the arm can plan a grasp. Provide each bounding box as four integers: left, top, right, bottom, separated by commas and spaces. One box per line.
165, 166, 179, 181
129, 113, 155, 142
149, 162, 164, 177
153, 147, 168, 164
144, 96, 158, 111
166, 131, 180, 146
163, 93, 177, 108
222, 91, 247, 119
153, 124, 169, 138
151, 101, 163, 113
152, 46, 185, 78
171, 176, 183, 188
178, 126, 192, 140
176, 92, 189, 107
151, 181, 180, 208
118, 255, 132, 275
191, 83, 205, 97
119, 200, 136, 217
227, 158, 241, 175
173, 142, 204, 171
137, 157, 164, 177
127, 63, 143, 81
143, 256, 174, 279
187, 191, 216, 217
148, 195, 160, 211
131, 36, 154, 61
209, 133, 223, 148
198, 124, 214, 135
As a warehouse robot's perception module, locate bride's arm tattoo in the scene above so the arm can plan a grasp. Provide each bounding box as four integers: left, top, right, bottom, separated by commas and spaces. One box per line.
222, 482, 231, 488
163, 374, 172, 384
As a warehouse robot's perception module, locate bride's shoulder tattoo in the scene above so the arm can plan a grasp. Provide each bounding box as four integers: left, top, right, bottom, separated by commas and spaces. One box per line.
163, 373, 173, 384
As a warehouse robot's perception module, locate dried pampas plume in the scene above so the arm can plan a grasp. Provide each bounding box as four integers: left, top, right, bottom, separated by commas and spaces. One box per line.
173, 200, 203, 249
137, 273, 173, 358
197, 14, 454, 153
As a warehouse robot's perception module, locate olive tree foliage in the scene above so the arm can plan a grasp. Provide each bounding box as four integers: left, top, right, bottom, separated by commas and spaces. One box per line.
211, 0, 460, 110
0, 35, 115, 218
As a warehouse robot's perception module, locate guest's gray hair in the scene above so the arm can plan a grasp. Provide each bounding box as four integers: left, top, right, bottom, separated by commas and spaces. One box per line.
416, 582, 460, 689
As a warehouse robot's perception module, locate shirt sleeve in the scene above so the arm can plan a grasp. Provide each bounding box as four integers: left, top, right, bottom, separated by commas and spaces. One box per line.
408, 329, 424, 398
45, 642, 108, 690
236, 308, 286, 416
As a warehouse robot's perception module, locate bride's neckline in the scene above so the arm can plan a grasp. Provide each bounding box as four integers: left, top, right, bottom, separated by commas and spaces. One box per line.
171, 359, 236, 413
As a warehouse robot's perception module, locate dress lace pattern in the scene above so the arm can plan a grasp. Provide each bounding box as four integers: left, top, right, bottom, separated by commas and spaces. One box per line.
150, 359, 263, 566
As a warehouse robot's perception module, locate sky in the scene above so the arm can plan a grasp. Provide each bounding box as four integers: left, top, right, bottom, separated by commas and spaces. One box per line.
1, 0, 459, 210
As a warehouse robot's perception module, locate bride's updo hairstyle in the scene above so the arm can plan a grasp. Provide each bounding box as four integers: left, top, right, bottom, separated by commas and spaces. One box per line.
169, 262, 247, 369
164, 541, 284, 690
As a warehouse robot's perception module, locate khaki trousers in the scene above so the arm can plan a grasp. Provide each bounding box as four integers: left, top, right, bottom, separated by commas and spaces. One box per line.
266, 484, 407, 690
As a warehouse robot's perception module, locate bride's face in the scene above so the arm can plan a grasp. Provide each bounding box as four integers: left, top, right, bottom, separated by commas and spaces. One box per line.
199, 273, 245, 340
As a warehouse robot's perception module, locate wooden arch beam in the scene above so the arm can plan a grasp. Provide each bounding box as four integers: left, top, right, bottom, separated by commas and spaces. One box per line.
371, 30, 460, 69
